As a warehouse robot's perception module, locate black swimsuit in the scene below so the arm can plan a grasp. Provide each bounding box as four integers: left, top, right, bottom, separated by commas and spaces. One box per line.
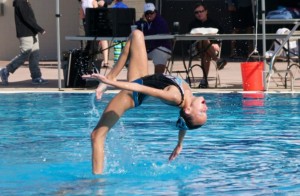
132, 74, 185, 107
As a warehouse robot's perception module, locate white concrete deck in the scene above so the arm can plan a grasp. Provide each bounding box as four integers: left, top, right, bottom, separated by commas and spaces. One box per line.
0, 59, 299, 93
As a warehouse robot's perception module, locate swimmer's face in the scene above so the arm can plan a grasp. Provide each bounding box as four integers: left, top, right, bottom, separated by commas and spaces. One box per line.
190, 96, 208, 125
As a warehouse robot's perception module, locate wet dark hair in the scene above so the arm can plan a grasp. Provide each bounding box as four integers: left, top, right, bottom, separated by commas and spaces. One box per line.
194, 1, 207, 11
179, 109, 202, 130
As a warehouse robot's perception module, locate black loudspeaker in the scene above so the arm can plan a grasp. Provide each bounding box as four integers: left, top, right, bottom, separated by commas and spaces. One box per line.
85, 8, 136, 37
63, 49, 100, 88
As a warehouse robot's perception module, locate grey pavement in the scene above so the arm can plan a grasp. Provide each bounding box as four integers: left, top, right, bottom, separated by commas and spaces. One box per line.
0, 59, 299, 93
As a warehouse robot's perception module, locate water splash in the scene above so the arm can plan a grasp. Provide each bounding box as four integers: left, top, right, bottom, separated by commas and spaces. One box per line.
84, 93, 101, 130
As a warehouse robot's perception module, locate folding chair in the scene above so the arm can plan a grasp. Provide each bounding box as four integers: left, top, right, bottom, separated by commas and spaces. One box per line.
186, 40, 222, 88
165, 39, 186, 77
264, 28, 300, 90
286, 39, 300, 89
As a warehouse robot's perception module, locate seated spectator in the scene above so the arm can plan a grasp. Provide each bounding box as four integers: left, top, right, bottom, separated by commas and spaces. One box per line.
188, 2, 227, 88
135, 3, 172, 74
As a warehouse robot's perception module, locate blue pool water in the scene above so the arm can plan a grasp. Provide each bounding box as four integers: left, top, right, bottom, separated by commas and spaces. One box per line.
0, 92, 300, 195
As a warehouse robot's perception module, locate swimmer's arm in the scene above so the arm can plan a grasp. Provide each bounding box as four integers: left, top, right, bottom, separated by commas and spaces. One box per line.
169, 130, 186, 161
114, 80, 177, 102
89, 74, 180, 102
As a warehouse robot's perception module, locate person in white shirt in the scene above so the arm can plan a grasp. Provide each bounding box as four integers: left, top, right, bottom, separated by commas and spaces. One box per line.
80, 0, 109, 67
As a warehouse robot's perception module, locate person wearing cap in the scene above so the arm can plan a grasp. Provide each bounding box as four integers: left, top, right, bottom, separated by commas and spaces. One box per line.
0, 0, 47, 85
135, 3, 172, 74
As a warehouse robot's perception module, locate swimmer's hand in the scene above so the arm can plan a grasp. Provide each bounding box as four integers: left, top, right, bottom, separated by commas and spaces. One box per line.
169, 130, 185, 161
83, 73, 112, 84
82, 73, 104, 81
169, 144, 182, 161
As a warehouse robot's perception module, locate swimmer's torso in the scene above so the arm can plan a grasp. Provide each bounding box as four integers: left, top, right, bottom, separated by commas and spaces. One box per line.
132, 74, 186, 107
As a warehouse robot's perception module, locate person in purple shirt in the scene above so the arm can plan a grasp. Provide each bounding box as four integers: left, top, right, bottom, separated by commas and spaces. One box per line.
112, 0, 128, 8
135, 3, 172, 74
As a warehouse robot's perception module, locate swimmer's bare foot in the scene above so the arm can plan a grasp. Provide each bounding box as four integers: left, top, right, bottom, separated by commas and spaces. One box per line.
95, 83, 107, 100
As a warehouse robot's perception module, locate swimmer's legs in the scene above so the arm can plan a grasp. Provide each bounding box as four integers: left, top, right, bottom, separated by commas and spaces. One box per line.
104, 30, 148, 82
94, 30, 148, 100
126, 30, 148, 81
91, 90, 134, 174
91, 30, 148, 174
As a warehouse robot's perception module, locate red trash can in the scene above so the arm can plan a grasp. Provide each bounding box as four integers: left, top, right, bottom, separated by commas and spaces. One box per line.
240, 62, 264, 91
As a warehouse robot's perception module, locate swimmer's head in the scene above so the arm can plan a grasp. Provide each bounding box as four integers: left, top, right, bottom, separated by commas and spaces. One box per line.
176, 96, 207, 130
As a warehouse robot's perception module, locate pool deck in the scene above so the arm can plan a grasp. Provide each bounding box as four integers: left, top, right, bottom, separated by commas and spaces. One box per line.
0, 59, 299, 93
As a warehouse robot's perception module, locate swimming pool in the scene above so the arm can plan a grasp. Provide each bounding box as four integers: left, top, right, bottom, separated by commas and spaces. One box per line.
0, 92, 299, 195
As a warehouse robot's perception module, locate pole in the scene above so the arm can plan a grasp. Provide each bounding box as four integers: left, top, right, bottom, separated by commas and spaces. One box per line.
56, 0, 62, 90
261, 0, 266, 90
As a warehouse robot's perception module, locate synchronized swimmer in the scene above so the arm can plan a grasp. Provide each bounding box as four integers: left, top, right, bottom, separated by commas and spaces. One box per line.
83, 30, 208, 174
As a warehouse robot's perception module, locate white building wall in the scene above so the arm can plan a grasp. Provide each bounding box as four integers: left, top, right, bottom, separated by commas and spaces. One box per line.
0, 0, 144, 61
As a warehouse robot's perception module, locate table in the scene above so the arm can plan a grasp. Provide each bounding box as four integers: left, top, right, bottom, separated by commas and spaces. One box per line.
65, 34, 174, 41
65, 35, 128, 42
174, 33, 300, 41
65, 34, 175, 61
259, 19, 300, 25
171, 33, 300, 89
65, 34, 175, 87
65, 34, 175, 51
66, 33, 300, 90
